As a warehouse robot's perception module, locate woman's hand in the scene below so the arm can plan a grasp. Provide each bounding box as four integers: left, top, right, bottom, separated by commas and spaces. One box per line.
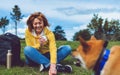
49, 63, 57, 75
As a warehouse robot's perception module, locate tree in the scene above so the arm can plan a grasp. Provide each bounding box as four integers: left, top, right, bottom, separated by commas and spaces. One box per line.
10, 5, 24, 35
0, 16, 9, 33
53, 25, 67, 41
108, 19, 120, 40
87, 14, 104, 39
73, 29, 91, 41
87, 14, 120, 40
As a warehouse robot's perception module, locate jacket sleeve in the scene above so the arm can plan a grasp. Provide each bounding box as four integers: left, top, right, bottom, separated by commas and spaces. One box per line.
25, 29, 40, 50
47, 30, 57, 64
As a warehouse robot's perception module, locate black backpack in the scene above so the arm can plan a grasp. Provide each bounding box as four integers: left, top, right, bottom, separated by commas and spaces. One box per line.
0, 33, 24, 66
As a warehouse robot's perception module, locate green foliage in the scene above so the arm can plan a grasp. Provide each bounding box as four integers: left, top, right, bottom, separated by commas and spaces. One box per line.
72, 14, 120, 41
10, 5, 24, 35
0, 40, 120, 75
10, 5, 23, 22
73, 29, 91, 41
0, 16, 9, 33
87, 14, 120, 40
0, 40, 92, 75
56, 41, 80, 50
53, 25, 67, 41
106, 41, 120, 49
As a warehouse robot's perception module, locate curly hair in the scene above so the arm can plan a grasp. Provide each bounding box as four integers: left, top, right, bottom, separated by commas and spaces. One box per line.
27, 12, 50, 32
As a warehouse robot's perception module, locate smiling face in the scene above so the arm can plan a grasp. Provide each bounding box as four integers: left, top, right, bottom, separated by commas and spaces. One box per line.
72, 36, 105, 69
27, 12, 50, 33
33, 18, 44, 35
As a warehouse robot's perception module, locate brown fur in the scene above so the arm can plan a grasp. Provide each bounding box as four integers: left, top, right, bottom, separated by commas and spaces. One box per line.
72, 36, 120, 75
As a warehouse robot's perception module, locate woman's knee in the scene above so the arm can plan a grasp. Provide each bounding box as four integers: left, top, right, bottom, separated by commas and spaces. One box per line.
24, 46, 34, 55
64, 45, 72, 53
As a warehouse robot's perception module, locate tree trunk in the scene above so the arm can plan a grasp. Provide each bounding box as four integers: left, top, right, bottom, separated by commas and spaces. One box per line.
15, 21, 17, 35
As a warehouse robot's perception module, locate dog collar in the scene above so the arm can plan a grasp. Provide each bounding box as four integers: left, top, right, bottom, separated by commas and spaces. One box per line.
94, 49, 110, 75
99, 49, 110, 72
93, 41, 109, 75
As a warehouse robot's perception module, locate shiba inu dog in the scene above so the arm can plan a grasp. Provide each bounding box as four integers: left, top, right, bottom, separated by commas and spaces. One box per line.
72, 36, 120, 75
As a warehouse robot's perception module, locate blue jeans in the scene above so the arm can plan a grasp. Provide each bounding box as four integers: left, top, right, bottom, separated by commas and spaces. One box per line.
24, 45, 71, 68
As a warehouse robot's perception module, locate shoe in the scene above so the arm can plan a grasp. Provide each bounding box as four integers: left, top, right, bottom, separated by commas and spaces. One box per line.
39, 64, 45, 72
39, 64, 50, 72
56, 64, 72, 73
64, 65, 72, 73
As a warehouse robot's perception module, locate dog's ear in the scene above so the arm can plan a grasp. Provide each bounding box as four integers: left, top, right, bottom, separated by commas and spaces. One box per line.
90, 35, 96, 40
79, 36, 89, 53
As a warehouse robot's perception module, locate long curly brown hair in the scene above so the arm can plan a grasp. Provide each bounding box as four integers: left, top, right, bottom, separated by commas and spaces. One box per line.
27, 12, 50, 32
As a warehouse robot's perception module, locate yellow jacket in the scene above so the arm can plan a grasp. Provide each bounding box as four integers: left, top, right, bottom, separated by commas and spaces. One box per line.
25, 27, 57, 64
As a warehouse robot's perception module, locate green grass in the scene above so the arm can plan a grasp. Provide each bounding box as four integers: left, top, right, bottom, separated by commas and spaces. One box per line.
0, 40, 120, 75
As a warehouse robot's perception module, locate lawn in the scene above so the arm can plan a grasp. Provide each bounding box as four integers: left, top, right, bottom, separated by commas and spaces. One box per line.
0, 40, 120, 75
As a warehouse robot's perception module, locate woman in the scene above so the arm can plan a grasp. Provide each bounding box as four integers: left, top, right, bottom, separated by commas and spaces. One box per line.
24, 12, 72, 75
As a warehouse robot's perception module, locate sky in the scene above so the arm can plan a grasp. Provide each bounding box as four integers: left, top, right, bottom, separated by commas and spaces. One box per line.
0, 0, 120, 41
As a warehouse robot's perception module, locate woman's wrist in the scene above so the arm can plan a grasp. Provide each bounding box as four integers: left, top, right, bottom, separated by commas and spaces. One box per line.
50, 63, 56, 69
49, 63, 57, 75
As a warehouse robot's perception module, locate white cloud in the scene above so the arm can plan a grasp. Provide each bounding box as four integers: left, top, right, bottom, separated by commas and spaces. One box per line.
21, 16, 28, 23
17, 28, 26, 38
65, 24, 88, 41
6, 27, 26, 38
65, 30, 75, 41
73, 24, 88, 30
0, 0, 120, 41
99, 12, 120, 20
